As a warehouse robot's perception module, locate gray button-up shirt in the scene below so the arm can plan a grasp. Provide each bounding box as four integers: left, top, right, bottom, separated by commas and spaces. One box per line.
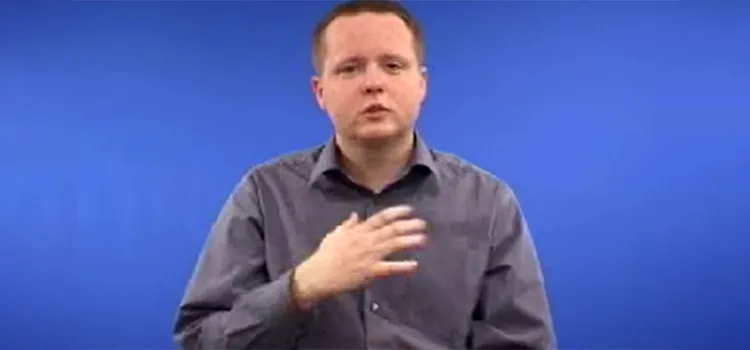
173, 134, 556, 349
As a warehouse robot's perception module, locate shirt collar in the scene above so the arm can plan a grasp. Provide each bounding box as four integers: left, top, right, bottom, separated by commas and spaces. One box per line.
309, 132, 438, 187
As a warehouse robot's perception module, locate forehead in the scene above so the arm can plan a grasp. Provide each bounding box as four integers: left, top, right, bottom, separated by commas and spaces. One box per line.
322, 13, 417, 62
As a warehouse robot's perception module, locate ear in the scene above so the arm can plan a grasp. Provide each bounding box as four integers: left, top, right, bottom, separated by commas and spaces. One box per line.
310, 75, 325, 110
419, 65, 428, 101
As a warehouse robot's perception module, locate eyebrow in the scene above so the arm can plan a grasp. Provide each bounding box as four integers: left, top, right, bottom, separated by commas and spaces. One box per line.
336, 54, 410, 66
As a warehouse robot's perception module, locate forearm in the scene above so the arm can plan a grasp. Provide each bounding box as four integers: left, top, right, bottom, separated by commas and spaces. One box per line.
469, 184, 557, 349
175, 269, 313, 349
469, 278, 555, 349
173, 171, 317, 349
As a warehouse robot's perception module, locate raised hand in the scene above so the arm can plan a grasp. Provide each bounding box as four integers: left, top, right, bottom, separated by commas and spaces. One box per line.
291, 205, 427, 309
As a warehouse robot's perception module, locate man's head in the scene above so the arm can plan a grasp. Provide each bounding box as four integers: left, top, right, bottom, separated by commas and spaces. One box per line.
310, 0, 427, 146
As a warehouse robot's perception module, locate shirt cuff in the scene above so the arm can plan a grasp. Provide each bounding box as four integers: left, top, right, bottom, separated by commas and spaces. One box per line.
228, 269, 316, 344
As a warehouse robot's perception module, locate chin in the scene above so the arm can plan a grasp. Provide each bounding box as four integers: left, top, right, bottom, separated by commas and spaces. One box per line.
353, 126, 405, 143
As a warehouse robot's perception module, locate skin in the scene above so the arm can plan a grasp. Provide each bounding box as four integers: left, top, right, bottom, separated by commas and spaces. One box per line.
310, 12, 427, 191
292, 13, 430, 309
292, 206, 427, 310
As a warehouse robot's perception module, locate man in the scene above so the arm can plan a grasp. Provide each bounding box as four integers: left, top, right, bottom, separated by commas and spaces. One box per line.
173, 0, 556, 349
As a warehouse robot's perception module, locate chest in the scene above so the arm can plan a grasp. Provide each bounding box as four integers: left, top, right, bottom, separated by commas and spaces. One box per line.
259, 178, 492, 321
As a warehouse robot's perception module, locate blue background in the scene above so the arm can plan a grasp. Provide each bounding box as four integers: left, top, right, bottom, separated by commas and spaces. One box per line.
2, 1, 749, 349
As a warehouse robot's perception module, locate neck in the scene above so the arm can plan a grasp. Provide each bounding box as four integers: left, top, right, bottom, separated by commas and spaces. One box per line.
335, 132, 415, 192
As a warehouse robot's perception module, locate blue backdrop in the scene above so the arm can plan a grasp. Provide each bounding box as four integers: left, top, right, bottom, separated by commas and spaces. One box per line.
2, 1, 749, 349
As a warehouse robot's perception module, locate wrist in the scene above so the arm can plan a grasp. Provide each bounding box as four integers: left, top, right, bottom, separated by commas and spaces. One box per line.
290, 259, 323, 311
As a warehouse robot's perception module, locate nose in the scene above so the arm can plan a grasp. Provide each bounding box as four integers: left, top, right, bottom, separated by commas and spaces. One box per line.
364, 84, 384, 95
361, 65, 386, 95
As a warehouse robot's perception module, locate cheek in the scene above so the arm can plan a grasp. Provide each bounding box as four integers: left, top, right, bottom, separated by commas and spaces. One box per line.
394, 85, 421, 108
323, 90, 359, 122
329, 90, 357, 111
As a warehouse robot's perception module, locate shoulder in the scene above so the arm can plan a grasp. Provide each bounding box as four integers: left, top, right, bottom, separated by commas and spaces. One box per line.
430, 149, 531, 246
431, 149, 516, 202
233, 144, 323, 191
429, 149, 529, 244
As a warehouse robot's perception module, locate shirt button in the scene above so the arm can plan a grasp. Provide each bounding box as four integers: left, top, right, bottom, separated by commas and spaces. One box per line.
371, 302, 379, 312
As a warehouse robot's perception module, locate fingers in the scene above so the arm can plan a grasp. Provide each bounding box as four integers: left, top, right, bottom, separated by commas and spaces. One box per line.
371, 260, 419, 278
334, 212, 360, 233
360, 205, 414, 231
377, 233, 427, 255
372, 217, 427, 241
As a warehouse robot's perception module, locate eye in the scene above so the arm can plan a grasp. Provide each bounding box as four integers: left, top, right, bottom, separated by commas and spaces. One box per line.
337, 65, 357, 74
384, 62, 403, 71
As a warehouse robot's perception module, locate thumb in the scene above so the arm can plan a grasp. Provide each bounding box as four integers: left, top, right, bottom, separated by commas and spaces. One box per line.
342, 212, 359, 227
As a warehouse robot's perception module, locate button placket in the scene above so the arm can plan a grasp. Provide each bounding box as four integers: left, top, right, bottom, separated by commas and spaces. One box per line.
363, 197, 379, 319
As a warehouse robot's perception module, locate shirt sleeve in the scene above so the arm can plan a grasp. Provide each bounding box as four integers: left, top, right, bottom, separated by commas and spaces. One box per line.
172, 172, 313, 349
468, 184, 558, 349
